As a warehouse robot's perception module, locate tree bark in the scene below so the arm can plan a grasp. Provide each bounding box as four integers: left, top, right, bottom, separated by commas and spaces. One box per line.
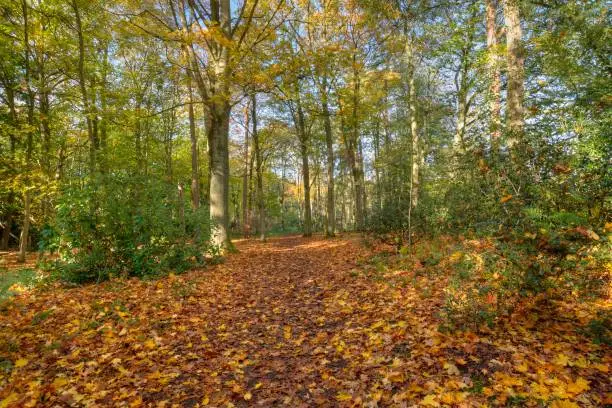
321, 76, 335, 237
18, 0, 35, 263
347, 58, 365, 231
207, 99, 231, 248
184, 0, 232, 250
251, 94, 265, 241
178, 182, 185, 234
406, 35, 420, 210
1, 71, 18, 250
242, 104, 250, 237
486, 0, 502, 152
503, 0, 525, 148
188, 74, 200, 210
294, 81, 312, 237
72, 0, 97, 175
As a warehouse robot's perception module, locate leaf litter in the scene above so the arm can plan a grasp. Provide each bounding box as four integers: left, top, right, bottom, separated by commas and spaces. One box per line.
0, 235, 609, 407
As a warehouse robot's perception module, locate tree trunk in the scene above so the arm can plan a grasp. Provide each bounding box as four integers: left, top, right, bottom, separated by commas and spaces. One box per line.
503, 0, 525, 148
373, 117, 381, 212
178, 182, 185, 234
359, 137, 367, 225
347, 60, 365, 231
186, 0, 232, 250
406, 36, 420, 210
280, 160, 285, 231
18, 0, 35, 263
295, 83, 312, 237
320, 77, 335, 237
72, 0, 97, 174
188, 74, 200, 210
207, 100, 231, 249
1, 73, 18, 250
242, 104, 250, 237
99, 43, 109, 172
40, 83, 52, 221
251, 94, 265, 241
486, 0, 502, 152
454, 66, 468, 155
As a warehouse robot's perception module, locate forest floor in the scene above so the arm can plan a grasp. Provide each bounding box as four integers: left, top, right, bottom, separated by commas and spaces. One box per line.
0, 235, 609, 407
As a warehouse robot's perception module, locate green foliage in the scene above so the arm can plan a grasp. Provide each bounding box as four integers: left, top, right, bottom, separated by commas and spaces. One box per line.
45, 174, 212, 283
0, 267, 38, 301
580, 312, 611, 346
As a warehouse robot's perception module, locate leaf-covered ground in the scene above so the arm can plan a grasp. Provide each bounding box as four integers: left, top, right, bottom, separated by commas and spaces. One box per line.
0, 235, 609, 407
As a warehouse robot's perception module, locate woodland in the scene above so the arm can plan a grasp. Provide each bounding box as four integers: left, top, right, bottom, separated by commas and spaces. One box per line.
0, 0, 610, 406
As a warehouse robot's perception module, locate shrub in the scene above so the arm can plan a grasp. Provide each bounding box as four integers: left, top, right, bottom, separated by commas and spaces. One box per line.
43, 173, 213, 283
439, 227, 610, 330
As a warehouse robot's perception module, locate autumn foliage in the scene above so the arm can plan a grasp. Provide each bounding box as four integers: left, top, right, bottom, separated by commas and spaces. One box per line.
1, 235, 609, 407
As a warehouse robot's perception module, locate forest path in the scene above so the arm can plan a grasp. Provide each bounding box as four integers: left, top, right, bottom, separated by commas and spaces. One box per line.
1, 234, 431, 407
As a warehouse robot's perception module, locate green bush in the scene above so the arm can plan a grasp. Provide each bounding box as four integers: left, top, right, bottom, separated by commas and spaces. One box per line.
44, 173, 213, 283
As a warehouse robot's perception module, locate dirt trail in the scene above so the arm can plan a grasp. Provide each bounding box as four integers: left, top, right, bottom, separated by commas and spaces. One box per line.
0, 235, 395, 407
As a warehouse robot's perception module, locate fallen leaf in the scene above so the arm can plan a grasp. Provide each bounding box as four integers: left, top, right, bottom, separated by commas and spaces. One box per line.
336, 392, 352, 401
421, 394, 439, 407
14, 358, 28, 368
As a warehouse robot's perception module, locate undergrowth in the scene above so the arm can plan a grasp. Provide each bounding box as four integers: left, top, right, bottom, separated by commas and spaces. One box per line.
362, 224, 611, 334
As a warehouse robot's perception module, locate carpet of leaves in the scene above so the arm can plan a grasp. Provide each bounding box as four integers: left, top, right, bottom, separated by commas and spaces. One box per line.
0, 235, 609, 407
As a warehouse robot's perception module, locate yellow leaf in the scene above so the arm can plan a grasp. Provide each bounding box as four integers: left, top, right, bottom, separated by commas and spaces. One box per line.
254, 382, 263, 389
129, 396, 142, 407
515, 362, 529, 373
498, 373, 523, 387
440, 392, 467, 404
336, 392, 352, 401
550, 400, 579, 408
283, 326, 292, 340
444, 362, 460, 376
566, 377, 589, 396
553, 353, 569, 367
421, 394, 439, 407
52, 377, 69, 389
370, 391, 383, 402
243, 392, 252, 401
572, 357, 588, 369
449, 251, 463, 262
0, 393, 19, 408
531, 382, 550, 399
14, 358, 28, 368
201, 396, 210, 405
500, 194, 513, 203
144, 339, 156, 350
